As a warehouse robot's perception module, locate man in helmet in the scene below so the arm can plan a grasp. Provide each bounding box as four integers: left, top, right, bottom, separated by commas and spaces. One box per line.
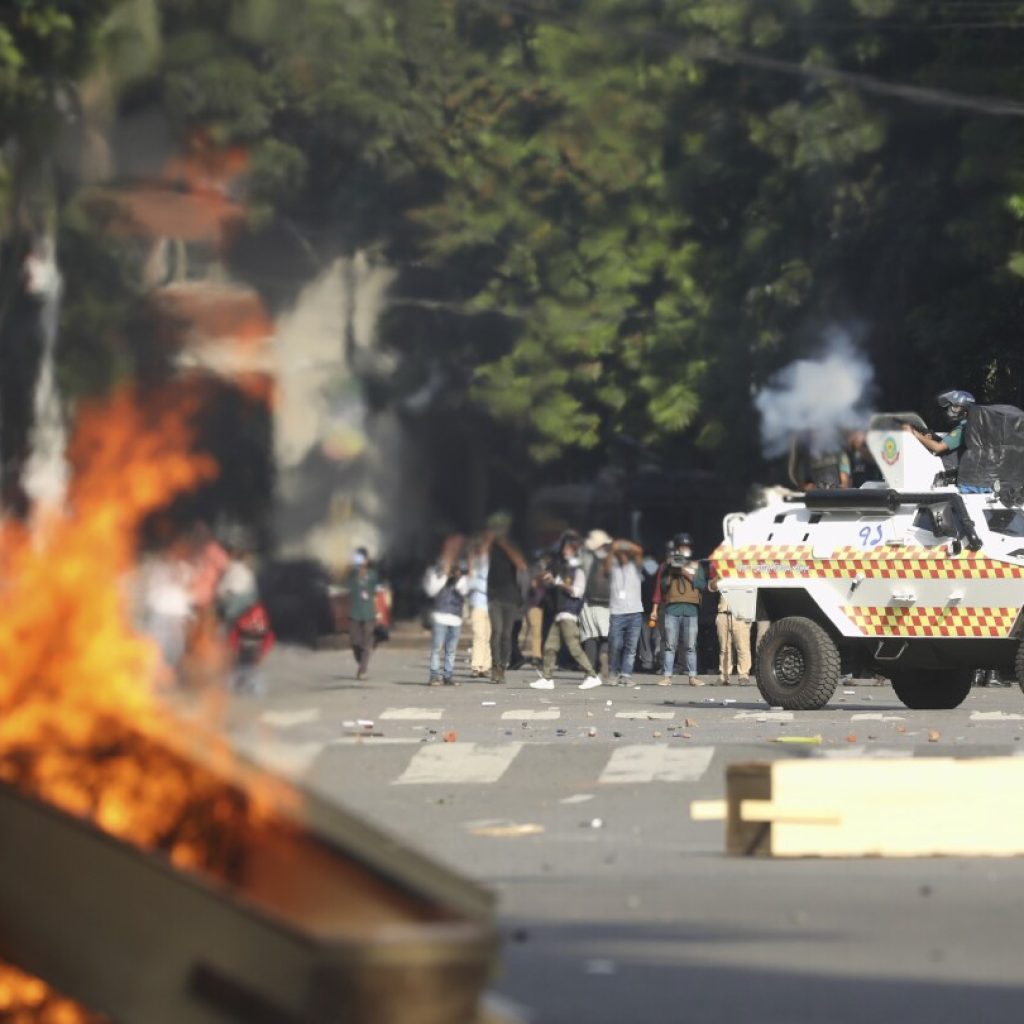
903, 389, 975, 457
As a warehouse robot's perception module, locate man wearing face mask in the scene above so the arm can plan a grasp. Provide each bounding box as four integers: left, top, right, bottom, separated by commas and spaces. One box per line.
530, 531, 603, 691
650, 533, 708, 687
345, 546, 379, 681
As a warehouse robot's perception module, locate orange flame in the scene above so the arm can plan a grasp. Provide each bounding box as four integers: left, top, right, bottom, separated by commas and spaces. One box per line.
0, 383, 301, 1018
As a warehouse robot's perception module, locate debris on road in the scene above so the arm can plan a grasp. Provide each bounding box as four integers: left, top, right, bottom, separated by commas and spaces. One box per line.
443, 731, 458, 743
928, 730, 941, 743
560, 794, 594, 805
584, 818, 604, 829
773, 735, 823, 745
584, 959, 617, 976
468, 822, 545, 838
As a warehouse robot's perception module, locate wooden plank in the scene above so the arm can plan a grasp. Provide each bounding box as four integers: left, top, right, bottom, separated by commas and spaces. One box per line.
723, 758, 1024, 858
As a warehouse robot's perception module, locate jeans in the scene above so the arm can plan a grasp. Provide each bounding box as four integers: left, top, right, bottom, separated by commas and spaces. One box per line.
663, 613, 698, 677
430, 621, 462, 680
608, 611, 644, 678
489, 600, 519, 670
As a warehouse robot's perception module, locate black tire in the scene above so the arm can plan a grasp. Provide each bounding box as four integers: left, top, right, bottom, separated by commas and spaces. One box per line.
888, 669, 973, 710
1016, 642, 1024, 696
755, 617, 841, 710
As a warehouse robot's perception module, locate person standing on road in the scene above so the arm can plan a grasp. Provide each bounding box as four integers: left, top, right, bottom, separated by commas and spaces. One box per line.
650, 533, 708, 687
579, 529, 613, 679
715, 592, 752, 685
346, 547, 379, 681
531, 532, 602, 691
467, 538, 492, 678
482, 511, 526, 684
607, 538, 645, 686
423, 537, 471, 687
521, 550, 550, 669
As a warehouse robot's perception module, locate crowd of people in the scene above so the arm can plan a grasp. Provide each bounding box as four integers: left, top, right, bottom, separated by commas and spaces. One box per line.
135, 524, 275, 693
415, 516, 753, 690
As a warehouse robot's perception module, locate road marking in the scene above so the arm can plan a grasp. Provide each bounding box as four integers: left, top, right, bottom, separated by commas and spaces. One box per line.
850, 713, 906, 722
614, 711, 676, 720
259, 708, 321, 728
970, 711, 1024, 721
501, 709, 561, 721
733, 711, 794, 722
379, 707, 444, 721
330, 737, 421, 746
394, 743, 524, 785
234, 738, 324, 777
598, 745, 714, 784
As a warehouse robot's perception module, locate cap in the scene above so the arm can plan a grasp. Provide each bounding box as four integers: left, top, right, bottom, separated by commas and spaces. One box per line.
585, 528, 613, 552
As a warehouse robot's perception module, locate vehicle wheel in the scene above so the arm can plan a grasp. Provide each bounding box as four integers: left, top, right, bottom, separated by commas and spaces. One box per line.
1015, 641, 1024, 696
888, 669, 973, 710
755, 617, 841, 710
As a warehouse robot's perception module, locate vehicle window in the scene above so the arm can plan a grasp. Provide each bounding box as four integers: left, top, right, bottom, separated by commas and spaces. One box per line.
984, 509, 1024, 537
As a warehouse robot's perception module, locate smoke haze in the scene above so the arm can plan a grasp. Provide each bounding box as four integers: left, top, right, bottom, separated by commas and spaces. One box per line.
755, 328, 875, 457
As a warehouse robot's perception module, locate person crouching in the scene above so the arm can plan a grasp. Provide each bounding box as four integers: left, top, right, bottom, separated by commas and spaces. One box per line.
423, 537, 471, 686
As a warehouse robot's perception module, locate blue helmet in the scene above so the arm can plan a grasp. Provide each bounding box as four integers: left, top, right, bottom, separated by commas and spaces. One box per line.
936, 389, 975, 423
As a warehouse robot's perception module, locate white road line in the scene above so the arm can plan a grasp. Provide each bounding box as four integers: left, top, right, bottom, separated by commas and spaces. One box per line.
970, 711, 1024, 721
598, 745, 714, 784
379, 707, 444, 721
259, 708, 321, 728
330, 737, 422, 746
234, 738, 324, 777
394, 743, 524, 785
733, 711, 794, 722
850, 713, 906, 722
614, 711, 676, 720
501, 709, 561, 721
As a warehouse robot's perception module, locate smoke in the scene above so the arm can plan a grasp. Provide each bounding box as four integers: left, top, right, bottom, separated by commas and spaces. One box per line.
755, 327, 875, 457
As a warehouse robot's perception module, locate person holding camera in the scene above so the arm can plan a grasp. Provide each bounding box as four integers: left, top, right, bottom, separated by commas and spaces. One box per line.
650, 533, 708, 687
423, 536, 471, 686
530, 531, 602, 691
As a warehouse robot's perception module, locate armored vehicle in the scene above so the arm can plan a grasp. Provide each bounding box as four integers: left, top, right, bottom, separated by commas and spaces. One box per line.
711, 408, 1024, 710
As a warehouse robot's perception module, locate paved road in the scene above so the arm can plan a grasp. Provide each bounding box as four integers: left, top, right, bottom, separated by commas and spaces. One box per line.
207, 644, 1024, 1023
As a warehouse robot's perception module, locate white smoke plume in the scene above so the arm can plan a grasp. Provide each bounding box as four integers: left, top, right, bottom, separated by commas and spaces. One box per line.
755, 327, 875, 457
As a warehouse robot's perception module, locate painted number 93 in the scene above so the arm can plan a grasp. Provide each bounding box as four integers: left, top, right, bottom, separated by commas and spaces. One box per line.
858, 524, 884, 547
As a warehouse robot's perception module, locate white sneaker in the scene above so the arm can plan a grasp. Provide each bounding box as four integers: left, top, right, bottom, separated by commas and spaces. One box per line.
578, 675, 603, 690
530, 677, 555, 690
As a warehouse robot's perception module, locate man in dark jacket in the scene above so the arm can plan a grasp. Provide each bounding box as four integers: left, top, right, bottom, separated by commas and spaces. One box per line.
481, 511, 526, 684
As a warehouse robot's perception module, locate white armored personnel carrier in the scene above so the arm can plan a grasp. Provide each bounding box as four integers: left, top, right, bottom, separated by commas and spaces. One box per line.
711, 408, 1024, 710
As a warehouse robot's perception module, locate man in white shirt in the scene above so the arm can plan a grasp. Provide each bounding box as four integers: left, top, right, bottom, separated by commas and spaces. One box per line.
607, 538, 645, 686
423, 540, 472, 686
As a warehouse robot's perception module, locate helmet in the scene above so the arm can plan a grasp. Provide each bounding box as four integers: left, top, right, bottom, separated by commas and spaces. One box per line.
936, 389, 975, 424
672, 532, 693, 550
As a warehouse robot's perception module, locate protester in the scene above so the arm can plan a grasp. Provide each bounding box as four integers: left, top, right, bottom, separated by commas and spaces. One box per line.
607, 538, 645, 686
530, 531, 602, 691
579, 529, 612, 678
467, 538, 492, 678
216, 537, 274, 695
482, 511, 526, 684
636, 547, 664, 673
715, 592, 752, 686
423, 537, 471, 686
346, 546, 379, 680
650, 533, 708, 687
140, 542, 194, 686
521, 550, 551, 669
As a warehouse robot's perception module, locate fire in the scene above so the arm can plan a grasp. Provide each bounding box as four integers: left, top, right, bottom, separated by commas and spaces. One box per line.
0, 383, 297, 1019
0, 961, 105, 1023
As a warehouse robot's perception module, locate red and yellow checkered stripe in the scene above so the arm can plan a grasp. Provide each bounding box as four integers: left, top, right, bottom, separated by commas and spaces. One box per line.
712, 544, 1024, 581
842, 606, 1019, 638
